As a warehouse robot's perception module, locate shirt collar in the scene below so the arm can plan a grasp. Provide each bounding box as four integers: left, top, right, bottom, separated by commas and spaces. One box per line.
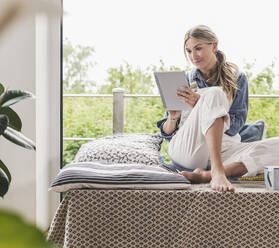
192, 68, 204, 82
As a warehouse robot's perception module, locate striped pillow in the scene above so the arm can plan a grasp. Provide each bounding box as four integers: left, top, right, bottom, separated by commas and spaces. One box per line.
50, 162, 190, 192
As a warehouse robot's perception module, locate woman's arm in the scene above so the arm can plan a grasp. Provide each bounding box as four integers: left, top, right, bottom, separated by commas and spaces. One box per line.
157, 111, 181, 142
225, 72, 249, 136
162, 111, 181, 134
162, 117, 179, 134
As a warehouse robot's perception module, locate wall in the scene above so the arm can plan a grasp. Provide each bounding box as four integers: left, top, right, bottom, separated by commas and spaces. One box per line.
0, 2, 61, 228
0, 14, 37, 222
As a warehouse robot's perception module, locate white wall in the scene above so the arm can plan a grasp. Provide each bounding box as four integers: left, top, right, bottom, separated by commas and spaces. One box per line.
0, 2, 61, 228
0, 14, 37, 222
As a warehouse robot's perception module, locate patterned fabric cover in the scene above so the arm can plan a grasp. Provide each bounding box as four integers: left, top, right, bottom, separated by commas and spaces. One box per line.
73, 133, 162, 166
48, 182, 279, 248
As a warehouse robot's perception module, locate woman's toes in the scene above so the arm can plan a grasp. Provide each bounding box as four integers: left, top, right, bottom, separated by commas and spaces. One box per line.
228, 186, 235, 192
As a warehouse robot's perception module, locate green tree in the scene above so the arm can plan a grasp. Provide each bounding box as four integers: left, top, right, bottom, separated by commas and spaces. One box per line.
98, 61, 154, 94
244, 60, 277, 94
243, 60, 279, 137
63, 40, 96, 93
98, 59, 187, 94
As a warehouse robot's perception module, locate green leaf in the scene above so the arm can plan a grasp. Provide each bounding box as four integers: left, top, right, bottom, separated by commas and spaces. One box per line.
0, 114, 8, 135
0, 83, 4, 95
0, 167, 9, 197
0, 160, 11, 184
3, 127, 36, 150
0, 210, 52, 247
0, 107, 22, 131
0, 90, 34, 108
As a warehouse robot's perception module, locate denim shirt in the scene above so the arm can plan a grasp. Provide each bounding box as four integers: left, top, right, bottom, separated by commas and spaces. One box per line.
157, 68, 249, 141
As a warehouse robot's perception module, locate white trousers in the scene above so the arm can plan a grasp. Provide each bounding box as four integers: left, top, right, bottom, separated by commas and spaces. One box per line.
168, 87, 279, 177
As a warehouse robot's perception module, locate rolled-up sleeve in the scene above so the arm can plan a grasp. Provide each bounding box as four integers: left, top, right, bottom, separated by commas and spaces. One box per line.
225, 72, 249, 136
157, 113, 180, 142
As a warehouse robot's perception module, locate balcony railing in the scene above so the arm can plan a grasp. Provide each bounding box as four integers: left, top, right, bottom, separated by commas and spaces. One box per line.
63, 88, 279, 141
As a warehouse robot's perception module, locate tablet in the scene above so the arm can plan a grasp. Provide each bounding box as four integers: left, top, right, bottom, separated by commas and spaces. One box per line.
154, 71, 191, 111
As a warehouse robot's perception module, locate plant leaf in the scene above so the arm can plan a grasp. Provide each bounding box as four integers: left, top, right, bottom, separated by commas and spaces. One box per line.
0, 210, 52, 247
0, 83, 4, 95
0, 107, 22, 131
3, 127, 36, 150
0, 167, 9, 197
0, 114, 8, 135
0, 90, 34, 108
0, 159, 11, 184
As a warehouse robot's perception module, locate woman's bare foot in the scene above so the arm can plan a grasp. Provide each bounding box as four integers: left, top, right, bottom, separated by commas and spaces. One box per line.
180, 168, 235, 192
210, 173, 235, 192
180, 168, 210, 184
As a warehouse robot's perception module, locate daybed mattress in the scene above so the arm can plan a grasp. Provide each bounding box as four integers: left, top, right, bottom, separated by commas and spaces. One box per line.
47, 181, 279, 248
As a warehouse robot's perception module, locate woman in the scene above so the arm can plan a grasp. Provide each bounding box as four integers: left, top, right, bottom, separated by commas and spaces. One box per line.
157, 25, 279, 192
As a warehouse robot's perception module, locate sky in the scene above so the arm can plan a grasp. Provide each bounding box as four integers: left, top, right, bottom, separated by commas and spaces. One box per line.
63, 0, 279, 88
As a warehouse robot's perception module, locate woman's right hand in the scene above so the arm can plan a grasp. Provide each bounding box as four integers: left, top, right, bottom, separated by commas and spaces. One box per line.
168, 110, 181, 120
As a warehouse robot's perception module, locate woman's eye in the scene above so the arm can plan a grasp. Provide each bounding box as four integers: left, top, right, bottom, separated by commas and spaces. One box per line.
186, 49, 191, 54
196, 47, 202, 51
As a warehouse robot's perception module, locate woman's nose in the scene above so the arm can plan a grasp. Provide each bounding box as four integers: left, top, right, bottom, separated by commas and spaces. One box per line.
192, 51, 199, 60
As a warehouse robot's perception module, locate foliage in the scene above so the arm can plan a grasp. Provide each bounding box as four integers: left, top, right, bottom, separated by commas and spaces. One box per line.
244, 60, 277, 93
0, 210, 54, 248
98, 59, 184, 94
244, 60, 279, 137
98, 61, 154, 94
63, 39, 96, 93
0, 83, 36, 197
63, 97, 113, 164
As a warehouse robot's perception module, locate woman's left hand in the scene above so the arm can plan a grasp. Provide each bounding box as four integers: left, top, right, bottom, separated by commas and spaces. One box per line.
176, 86, 200, 108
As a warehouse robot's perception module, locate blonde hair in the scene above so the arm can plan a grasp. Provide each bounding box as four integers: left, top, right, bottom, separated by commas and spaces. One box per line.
184, 25, 239, 101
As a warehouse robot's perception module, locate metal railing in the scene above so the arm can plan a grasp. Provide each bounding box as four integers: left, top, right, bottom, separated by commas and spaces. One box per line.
63, 88, 279, 141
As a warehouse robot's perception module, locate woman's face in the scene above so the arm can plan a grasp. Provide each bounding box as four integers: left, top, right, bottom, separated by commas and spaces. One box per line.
185, 37, 217, 74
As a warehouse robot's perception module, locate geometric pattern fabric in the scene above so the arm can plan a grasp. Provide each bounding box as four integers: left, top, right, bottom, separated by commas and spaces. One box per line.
48, 184, 279, 248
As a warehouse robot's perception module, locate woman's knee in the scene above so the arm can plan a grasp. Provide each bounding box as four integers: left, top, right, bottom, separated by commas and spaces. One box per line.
203, 87, 226, 99
200, 86, 229, 109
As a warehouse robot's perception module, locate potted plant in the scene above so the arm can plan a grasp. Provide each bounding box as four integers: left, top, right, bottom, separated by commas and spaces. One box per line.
0, 82, 36, 197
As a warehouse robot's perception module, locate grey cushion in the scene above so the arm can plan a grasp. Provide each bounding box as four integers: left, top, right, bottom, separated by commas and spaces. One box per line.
239, 120, 267, 142
50, 162, 190, 192
73, 133, 163, 166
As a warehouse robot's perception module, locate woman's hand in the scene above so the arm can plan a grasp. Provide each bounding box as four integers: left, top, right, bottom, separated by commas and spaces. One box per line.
176, 86, 200, 108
